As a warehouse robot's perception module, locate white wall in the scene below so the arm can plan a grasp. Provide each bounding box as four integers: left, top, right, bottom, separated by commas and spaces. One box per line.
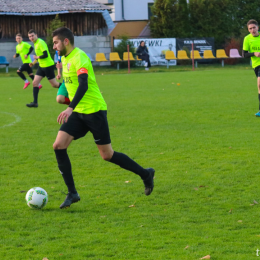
114, 0, 154, 21
98, 0, 114, 3
0, 36, 112, 68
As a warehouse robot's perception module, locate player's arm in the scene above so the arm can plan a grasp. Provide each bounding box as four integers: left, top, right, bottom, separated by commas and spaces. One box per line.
13, 53, 19, 59
25, 46, 34, 59
34, 50, 48, 60
29, 59, 38, 67
57, 70, 88, 124
69, 70, 88, 109
242, 50, 255, 58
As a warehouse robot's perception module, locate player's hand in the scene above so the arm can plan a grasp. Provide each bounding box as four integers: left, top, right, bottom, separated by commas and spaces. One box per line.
24, 54, 28, 59
33, 55, 38, 60
255, 52, 260, 57
13, 54, 16, 59
56, 74, 61, 80
29, 63, 33, 67
57, 107, 73, 124
56, 61, 62, 69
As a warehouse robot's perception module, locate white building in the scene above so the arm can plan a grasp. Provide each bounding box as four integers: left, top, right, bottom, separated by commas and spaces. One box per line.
96, 0, 154, 21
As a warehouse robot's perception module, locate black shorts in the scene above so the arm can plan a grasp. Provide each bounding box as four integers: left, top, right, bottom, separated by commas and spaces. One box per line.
36, 65, 56, 80
18, 63, 33, 74
59, 110, 111, 145
254, 65, 260, 77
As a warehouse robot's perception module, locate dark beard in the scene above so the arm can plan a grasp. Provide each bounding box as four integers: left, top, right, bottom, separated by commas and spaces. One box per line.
59, 48, 66, 56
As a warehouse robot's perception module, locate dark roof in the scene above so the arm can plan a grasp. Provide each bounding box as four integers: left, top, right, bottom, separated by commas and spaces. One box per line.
0, 0, 111, 15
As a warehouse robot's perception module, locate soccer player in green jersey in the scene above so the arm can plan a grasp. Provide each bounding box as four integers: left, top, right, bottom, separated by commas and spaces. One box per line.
26, 29, 61, 108
13, 33, 42, 90
52, 27, 155, 209
243, 19, 260, 117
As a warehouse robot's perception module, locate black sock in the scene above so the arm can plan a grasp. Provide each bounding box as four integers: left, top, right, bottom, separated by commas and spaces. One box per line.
109, 151, 149, 180
33, 87, 39, 104
17, 71, 26, 81
54, 149, 77, 194
29, 74, 34, 80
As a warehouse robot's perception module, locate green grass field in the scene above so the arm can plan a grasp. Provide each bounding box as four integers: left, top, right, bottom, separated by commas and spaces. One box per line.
1, 65, 260, 259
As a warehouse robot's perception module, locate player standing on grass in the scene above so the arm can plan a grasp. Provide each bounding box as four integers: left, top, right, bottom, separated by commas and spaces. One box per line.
243, 19, 260, 117
26, 29, 61, 108
52, 27, 155, 209
13, 33, 42, 90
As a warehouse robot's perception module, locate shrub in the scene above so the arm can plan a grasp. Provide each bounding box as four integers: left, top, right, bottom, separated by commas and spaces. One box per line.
224, 38, 242, 65
113, 35, 136, 68
46, 14, 66, 59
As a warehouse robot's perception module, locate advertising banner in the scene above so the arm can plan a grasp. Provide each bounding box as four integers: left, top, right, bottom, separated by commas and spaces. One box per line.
176, 38, 215, 56
114, 38, 177, 66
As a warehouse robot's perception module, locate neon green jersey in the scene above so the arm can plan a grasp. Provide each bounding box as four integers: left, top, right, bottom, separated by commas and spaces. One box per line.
34, 38, 54, 68
243, 33, 260, 68
16, 41, 32, 64
61, 48, 107, 114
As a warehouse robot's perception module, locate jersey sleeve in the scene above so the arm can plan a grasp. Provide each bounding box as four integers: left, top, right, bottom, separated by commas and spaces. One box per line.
40, 40, 48, 52
24, 42, 32, 51
243, 36, 249, 51
16, 45, 19, 54
74, 52, 90, 75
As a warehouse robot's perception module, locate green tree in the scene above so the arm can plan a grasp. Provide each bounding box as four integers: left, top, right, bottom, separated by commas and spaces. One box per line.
46, 14, 66, 58
150, 0, 178, 38
175, 0, 190, 37
113, 35, 136, 68
189, 0, 233, 48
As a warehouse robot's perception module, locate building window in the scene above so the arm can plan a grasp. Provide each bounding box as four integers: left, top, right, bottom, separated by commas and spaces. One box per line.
148, 3, 154, 20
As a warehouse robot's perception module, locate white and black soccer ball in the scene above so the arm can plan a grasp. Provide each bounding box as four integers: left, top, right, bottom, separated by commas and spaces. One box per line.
25, 187, 48, 209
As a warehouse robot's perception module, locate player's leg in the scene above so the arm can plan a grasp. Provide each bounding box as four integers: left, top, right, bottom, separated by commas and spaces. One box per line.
46, 65, 61, 88
97, 143, 155, 195
53, 131, 79, 209
53, 113, 85, 208
255, 66, 260, 116
17, 64, 30, 89
27, 64, 42, 90
93, 110, 155, 195
56, 82, 70, 105
26, 72, 43, 107
257, 76, 260, 117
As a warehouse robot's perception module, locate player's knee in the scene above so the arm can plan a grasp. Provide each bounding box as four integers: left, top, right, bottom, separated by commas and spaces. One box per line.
53, 141, 61, 150
100, 151, 113, 161
32, 80, 38, 87
56, 95, 65, 104
50, 81, 59, 88
102, 154, 112, 161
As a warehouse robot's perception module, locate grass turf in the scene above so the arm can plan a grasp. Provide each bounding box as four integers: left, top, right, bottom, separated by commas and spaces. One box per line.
0, 66, 260, 259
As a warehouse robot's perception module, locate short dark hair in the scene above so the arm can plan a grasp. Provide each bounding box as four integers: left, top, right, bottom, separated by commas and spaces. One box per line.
16, 33, 22, 37
28, 29, 37, 34
247, 19, 258, 27
52, 27, 74, 45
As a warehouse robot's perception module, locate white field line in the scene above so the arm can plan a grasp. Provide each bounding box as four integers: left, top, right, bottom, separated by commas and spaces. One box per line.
0, 112, 21, 128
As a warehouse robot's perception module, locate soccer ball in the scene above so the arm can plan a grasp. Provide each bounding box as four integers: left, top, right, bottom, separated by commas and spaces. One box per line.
25, 187, 48, 209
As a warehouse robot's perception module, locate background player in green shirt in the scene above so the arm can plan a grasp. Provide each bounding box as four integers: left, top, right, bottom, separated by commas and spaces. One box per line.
52, 27, 155, 209
243, 19, 260, 117
26, 29, 61, 108
13, 33, 42, 90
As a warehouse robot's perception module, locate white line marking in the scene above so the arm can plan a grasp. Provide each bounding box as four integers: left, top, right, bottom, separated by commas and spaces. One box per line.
0, 112, 21, 129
